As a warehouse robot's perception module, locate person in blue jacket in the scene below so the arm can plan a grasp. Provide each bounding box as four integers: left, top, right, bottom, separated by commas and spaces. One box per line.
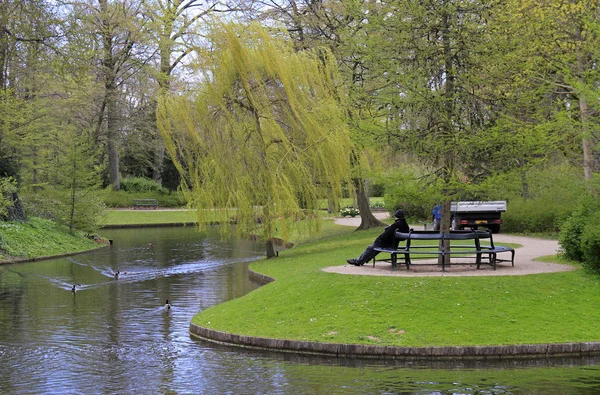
346, 209, 410, 266
432, 204, 442, 230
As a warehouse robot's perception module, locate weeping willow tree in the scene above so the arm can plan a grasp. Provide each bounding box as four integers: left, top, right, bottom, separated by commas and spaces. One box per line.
157, 23, 353, 258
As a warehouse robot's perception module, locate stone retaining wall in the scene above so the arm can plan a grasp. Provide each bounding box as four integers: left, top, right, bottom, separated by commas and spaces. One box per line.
189, 323, 600, 360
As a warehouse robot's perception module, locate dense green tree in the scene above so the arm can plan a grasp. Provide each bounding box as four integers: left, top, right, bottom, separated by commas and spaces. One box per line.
502, 0, 600, 181
251, 0, 390, 229
0, 176, 17, 218
0, 0, 63, 219
51, 127, 105, 233
64, 0, 148, 191
158, 23, 352, 257
141, 0, 250, 185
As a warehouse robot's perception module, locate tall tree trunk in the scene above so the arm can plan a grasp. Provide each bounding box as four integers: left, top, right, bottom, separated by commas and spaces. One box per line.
101, 0, 120, 191
0, 4, 8, 90
265, 239, 276, 259
106, 90, 120, 190
439, 8, 455, 268
354, 178, 385, 230
579, 82, 593, 181
153, 47, 172, 184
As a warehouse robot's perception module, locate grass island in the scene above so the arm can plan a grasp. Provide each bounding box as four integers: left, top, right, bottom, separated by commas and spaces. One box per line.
190, 220, 600, 358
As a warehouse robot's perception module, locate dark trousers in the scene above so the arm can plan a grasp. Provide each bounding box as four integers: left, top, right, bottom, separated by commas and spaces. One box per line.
356, 244, 379, 265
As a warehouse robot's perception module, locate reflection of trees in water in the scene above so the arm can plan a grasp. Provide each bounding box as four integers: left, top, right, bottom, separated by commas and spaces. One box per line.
0, 269, 26, 332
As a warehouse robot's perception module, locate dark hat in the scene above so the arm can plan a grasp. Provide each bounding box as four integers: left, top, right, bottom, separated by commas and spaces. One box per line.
394, 209, 405, 219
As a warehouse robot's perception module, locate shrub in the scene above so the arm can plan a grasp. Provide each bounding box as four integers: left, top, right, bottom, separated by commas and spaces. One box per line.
120, 177, 168, 194
21, 193, 62, 220
21, 189, 106, 233
369, 181, 385, 197
60, 191, 107, 233
581, 212, 600, 273
101, 188, 187, 208
501, 197, 565, 233
0, 177, 17, 217
558, 195, 600, 264
558, 204, 590, 261
370, 201, 385, 209
500, 164, 586, 233
340, 207, 359, 217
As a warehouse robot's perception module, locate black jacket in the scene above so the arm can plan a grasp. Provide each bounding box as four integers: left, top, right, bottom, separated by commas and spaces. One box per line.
373, 218, 409, 248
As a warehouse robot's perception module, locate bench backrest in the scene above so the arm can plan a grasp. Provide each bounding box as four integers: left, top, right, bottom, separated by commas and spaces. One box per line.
396, 229, 494, 248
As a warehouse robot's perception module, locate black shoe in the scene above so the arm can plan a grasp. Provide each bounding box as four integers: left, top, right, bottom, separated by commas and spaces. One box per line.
347, 259, 359, 266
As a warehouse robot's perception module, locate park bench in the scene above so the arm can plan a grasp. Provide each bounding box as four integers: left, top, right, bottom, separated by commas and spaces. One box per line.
372, 229, 515, 272
133, 198, 158, 209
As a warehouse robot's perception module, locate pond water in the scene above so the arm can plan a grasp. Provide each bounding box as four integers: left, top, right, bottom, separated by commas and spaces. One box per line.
1, 226, 599, 394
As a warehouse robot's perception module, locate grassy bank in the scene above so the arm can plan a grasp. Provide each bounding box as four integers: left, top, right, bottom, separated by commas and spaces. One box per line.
192, 223, 599, 348
0, 217, 106, 261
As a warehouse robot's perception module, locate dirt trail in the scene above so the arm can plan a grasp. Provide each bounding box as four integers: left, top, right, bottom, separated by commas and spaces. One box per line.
326, 213, 574, 277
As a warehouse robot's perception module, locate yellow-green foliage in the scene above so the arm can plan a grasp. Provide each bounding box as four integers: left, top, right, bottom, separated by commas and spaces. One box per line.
0, 177, 17, 217
158, 23, 352, 242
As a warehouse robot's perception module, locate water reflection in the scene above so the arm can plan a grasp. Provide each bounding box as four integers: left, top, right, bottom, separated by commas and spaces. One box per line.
0, 226, 599, 394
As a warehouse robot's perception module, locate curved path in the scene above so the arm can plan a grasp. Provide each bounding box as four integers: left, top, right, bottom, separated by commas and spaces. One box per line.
325, 213, 574, 277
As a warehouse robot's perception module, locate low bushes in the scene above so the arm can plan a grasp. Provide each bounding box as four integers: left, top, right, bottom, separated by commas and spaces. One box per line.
21, 189, 106, 233
120, 176, 168, 194
495, 164, 586, 234
501, 196, 569, 233
558, 196, 600, 272
581, 212, 600, 271
101, 177, 187, 208
340, 207, 359, 217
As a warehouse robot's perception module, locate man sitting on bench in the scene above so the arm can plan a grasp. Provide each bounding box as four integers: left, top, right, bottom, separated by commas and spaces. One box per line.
346, 209, 410, 266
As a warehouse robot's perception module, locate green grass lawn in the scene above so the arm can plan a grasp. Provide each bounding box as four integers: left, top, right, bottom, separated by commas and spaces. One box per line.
192, 222, 599, 348
102, 209, 199, 226
102, 197, 386, 227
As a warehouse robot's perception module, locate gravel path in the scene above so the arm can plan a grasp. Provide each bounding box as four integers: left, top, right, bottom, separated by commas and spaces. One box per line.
325, 213, 575, 277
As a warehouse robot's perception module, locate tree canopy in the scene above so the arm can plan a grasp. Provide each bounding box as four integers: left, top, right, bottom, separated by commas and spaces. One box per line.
0, 0, 598, 237
158, 23, 352, 256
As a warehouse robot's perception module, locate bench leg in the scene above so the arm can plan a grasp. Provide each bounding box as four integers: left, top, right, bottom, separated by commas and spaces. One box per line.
391, 253, 397, 270
404, 253, 411, 269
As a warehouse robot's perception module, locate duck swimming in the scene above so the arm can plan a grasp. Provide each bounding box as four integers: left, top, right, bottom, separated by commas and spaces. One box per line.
71, 284, 81, 293
164, 299, 171, 310
114, 271, 120, 279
